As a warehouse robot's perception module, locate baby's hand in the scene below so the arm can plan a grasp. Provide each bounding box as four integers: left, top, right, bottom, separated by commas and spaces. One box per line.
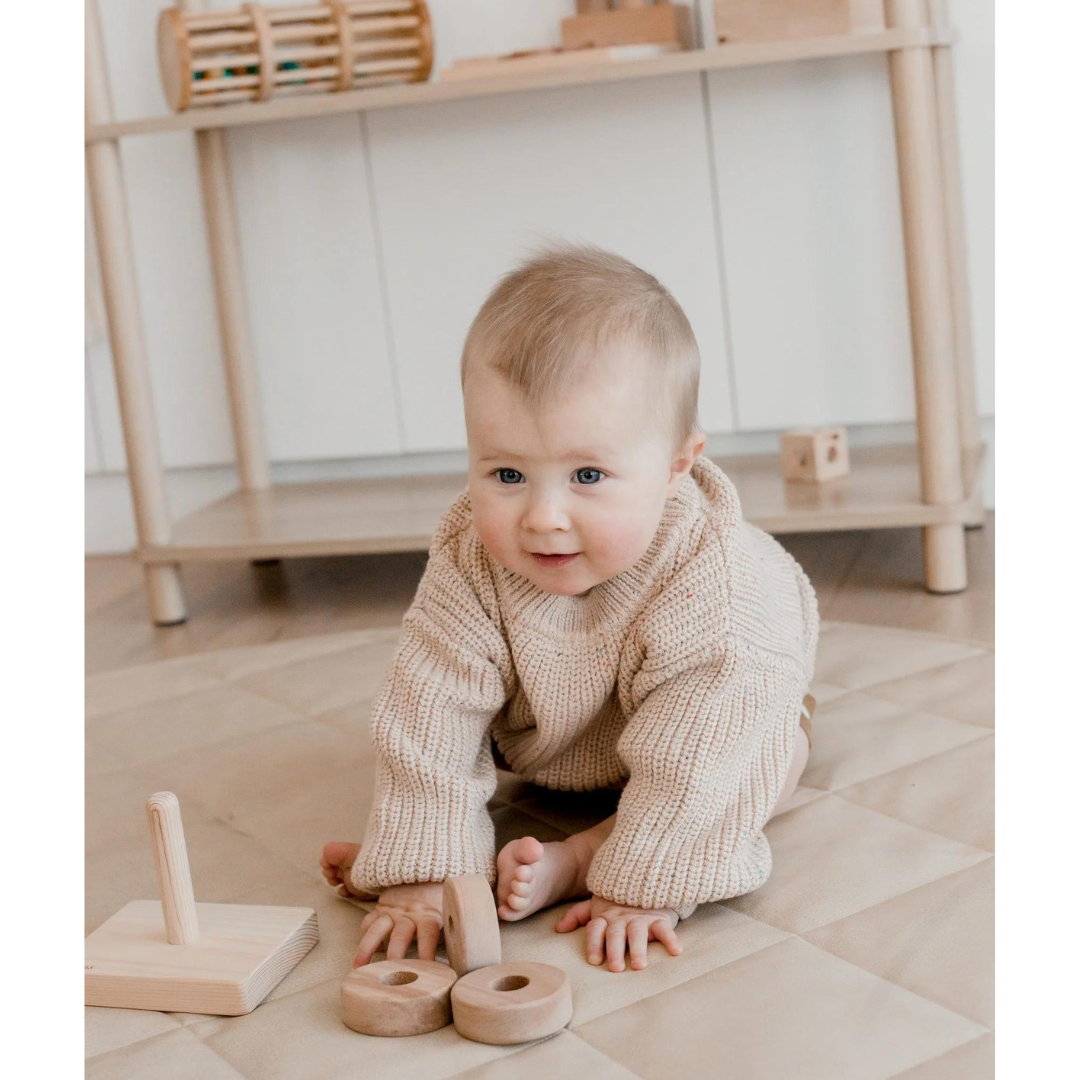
554, 895, 682, 972
352, 882, 445, 968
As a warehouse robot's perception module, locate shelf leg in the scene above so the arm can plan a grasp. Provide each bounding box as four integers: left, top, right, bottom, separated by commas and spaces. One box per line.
86, 0, 187, 625
195, 127, 271, 493
886, 0, 967, 594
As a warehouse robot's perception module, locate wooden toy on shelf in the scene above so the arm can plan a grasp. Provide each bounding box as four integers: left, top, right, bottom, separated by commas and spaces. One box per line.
439, 42, 680, 82
84, 793, 319, 1015
562, 2, 695, 51
780, 426, 851, 482
451, 962, 574, 1045
341, 958, 458, 1036
157, 0, 434, 111
442, 874, 502, 977
713, 0, 885, 45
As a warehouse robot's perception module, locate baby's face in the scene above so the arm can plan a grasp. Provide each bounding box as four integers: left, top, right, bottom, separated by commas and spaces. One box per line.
464, 352, 700, 597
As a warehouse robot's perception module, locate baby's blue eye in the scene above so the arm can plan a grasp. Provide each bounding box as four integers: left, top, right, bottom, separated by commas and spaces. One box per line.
576, 468, 603, 485
495, 469, 524, 484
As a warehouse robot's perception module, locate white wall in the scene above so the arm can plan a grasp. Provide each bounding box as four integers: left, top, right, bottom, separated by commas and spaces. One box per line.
86, 0, 994, 553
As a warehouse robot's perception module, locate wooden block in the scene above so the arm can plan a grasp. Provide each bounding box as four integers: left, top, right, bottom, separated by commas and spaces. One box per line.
451, 962, 573, 1045
713, 0, 885, 44
442, 874, 501, 977
341, 958, 457, 1036
85, 793, 318, 1016
562, 4, 695, 50
780, 427, 851, 482
576, 0, 612, 12
85, 900, 318, 1015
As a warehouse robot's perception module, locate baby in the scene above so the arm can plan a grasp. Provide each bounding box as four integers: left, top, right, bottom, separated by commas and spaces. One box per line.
321, 242, 819, 973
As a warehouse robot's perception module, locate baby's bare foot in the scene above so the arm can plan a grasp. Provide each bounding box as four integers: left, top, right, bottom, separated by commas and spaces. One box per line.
320, 841, 379, 900
495, 835, 591, 921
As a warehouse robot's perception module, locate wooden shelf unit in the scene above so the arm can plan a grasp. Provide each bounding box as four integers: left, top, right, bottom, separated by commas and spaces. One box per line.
85, 0, 983, 623
138, 444, 985, 566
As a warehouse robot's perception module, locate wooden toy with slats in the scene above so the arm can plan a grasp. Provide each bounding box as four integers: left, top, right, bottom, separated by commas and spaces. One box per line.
158, 0, 434, 111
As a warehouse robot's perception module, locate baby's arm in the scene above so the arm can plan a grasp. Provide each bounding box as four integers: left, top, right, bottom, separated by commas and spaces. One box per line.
348, 537, 512, 960
585, 635, 807, 921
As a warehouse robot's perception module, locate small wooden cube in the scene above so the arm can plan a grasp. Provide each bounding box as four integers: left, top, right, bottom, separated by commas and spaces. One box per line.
780, 427, 850, 482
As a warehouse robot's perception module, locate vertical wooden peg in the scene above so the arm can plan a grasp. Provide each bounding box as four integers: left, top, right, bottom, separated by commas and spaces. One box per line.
146, 792, 200, 945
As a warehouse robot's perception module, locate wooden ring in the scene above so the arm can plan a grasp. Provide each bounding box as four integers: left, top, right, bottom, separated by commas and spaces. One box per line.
442, 874, 501, 977
340, 958, 457, 1036
451, 962, 573, 1045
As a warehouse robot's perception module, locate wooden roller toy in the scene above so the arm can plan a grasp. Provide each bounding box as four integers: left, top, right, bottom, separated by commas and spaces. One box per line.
451, 962, 573, 1045
157, 1, 435, 111
341, 958, 458, 1036
442, 874, 502, 977
84, 793, 318, 1015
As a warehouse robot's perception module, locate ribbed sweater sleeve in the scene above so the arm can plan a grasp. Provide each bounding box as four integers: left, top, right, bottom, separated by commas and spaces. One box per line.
585, 635, 806, 921
349, 534, 513, 895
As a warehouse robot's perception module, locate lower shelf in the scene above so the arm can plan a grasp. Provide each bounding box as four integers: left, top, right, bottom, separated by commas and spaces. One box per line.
138, 442, 986, 565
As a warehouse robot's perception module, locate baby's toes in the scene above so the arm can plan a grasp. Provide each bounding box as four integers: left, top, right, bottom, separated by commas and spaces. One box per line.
506, 880, 532, 910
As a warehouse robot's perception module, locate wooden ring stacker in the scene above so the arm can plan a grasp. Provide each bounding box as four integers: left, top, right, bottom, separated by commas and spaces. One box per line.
451, 962, 573, 1045
442, 874, 501, 977
341, 958, 457, 1036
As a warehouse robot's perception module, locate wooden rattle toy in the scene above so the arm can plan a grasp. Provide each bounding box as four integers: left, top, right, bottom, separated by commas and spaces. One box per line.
84, 792, 318, 1016
442, 874, 502, 977
780, 426, 851, 482
341, 958, 458, 1036
451, 962, 573, 1045
157, 1, 435, 111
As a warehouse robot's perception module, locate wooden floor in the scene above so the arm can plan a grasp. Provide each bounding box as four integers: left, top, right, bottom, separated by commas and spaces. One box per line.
86, 516, 993, 676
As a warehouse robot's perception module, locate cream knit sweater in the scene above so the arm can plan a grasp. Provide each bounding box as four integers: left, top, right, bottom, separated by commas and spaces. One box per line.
350, 455, 819, 920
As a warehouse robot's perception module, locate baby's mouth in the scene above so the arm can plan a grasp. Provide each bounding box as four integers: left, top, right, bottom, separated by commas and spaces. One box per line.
530, 552, 580, 568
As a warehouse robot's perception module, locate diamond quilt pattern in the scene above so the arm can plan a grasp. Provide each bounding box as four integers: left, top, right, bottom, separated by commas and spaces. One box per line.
86, 620, 993, 1078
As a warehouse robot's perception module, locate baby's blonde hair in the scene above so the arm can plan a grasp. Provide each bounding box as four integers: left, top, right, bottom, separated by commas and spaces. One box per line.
460, 241, 701, 456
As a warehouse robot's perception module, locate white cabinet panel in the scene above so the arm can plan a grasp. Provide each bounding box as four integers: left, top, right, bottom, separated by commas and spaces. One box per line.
228, 115, 402, 462
950, 0, 994, 416
367, 74, 735, 452
706, 55, 917, 431
426, 1, 573, 71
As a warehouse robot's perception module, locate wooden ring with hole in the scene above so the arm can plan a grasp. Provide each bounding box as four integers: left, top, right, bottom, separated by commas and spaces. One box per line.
340, 958, 457, 1036
442, 874, 501, 977
450, 961, 573, 1045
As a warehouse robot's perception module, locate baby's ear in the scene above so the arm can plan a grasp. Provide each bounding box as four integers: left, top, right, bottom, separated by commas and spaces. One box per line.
667, 432, 707, 493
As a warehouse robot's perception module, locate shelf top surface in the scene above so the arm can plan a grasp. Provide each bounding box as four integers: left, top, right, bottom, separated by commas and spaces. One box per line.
86, 27, 950, 143
142, 444, 985, 563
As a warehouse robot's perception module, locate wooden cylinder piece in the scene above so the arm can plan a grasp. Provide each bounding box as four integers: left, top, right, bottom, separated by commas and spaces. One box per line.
442, 874, 501, 977
146, 792, 200, 945
341, 959, 457, 1036
451, 962, 573, 1045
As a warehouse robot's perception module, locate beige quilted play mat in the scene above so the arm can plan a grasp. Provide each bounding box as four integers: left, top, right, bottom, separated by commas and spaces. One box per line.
85, 619, 994, 1079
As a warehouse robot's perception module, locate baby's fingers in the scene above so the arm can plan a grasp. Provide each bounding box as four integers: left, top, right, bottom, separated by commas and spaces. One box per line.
584, 917, 608, 966
414, 917, 442, 962
605, 919, 628, 972
385, 916, 417, 961
627, 918, 651, 970
650, 918, 682, 957
353, 912, 393, 967
554, 900, 593, 933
